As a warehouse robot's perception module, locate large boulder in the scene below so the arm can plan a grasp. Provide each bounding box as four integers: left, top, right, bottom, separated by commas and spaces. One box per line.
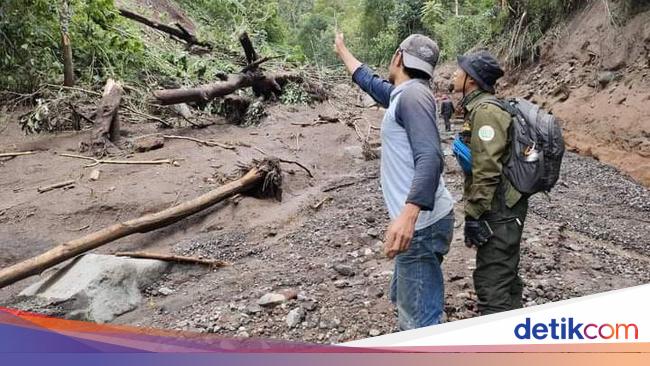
19, 254, 169, 323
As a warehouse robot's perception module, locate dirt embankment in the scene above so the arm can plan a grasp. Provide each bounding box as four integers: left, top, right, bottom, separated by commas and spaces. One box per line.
502, 0, 650, 186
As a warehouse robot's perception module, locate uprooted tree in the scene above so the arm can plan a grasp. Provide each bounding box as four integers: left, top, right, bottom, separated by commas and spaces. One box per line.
152, 32, 321, 106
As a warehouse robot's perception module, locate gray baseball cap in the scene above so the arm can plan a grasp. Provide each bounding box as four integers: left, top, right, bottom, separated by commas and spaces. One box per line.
399, 34, 440, 78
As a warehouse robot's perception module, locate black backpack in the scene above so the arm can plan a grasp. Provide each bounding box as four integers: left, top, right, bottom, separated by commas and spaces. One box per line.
481, 98, 565, 195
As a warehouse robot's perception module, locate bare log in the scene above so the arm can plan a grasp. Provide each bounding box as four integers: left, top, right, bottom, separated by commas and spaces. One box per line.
80, 79, 123, 156
0, 158, 281, 289
118, 8, 211, 49
115, 251, 229, 268
153, 74, 249, 105
153, 73, 302, 105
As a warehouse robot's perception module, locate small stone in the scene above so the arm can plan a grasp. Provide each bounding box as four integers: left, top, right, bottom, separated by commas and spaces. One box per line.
245, 303, 263, 314
366, 228, 380, 238
133, 134, 165, 153
286, 308, 305, 328
369, 329, 381, 337
591, 263, 604, 271
88, 169, 101, 181
258, 293, 287, 307
303, 300, 318, 311
158, 286, 174, 296
333, 264, 355, 277
363, 248, 373, 256
365, 286, 384, 298
334, 280, 350, 288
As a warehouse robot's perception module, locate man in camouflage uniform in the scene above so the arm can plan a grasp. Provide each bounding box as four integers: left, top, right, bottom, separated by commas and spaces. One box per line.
452, 50, 528, 315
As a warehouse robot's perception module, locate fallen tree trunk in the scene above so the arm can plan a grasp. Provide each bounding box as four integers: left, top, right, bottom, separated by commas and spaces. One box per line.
153, 73, 303, 105
118, 8, 211, 49
0, 158, 282, 289
79, 79, 123, 156
115, 251, 229, 268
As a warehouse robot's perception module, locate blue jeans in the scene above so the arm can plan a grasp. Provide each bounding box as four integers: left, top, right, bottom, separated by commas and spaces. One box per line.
390, 211, 454, 330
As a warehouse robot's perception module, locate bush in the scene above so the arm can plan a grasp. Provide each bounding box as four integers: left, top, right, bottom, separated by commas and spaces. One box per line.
0, 0, 149, 92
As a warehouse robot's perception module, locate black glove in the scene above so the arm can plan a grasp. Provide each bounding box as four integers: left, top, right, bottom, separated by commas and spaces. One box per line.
464, 217, 491, 248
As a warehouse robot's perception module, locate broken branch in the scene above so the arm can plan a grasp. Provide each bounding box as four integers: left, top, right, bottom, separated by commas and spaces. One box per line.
118, 8, 211, 49
162, 135, 236, 150
37, 180, 75, 193
279, 158, 313, 178
59, 153, 174, 168
115, 251, 229, 268
0, 151, 35, 158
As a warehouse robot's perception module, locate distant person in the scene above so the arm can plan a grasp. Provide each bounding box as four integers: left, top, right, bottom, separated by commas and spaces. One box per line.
452, 50, 528, 315
440, 95, 454, 132
334, 32, 454, 330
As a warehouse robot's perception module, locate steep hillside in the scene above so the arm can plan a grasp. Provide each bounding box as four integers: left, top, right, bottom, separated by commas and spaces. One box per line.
503, 0, 650, 185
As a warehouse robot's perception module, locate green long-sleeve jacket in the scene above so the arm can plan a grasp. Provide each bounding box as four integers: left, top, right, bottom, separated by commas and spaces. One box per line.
461, 90, 522, 219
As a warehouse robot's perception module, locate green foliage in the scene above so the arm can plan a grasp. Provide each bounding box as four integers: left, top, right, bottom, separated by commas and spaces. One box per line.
0, 0, 150, 92
280, 82, 310, 105
176, 0, 288, 54
1, 0, 621, 95
19, 99, 52, 134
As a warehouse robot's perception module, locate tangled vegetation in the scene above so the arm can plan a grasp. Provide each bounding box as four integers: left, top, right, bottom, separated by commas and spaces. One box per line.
1, 0, 645, 95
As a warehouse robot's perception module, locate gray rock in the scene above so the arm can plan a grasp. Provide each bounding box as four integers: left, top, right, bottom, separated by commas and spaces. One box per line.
333, 264, 355, 277
333, 280, 350, 288
245, 303, 263, 314
158, 287, 174, 296
369, 329, 381, 337
171, 103, 192, 119
258, 293, 287, 307
597, 71, 616, 87
286, 308, 305, 328
20, 254, 169, 323
132, 134, 164, 153
366, 228, 380, 238
303, 300, 318, 311
365, 286, 384, 298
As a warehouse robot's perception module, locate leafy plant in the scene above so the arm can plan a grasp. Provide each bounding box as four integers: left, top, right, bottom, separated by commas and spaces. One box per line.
280, 82, 310, 105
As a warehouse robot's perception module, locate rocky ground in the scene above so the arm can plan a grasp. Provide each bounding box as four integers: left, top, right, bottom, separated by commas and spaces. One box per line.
1, 81, 649, 343
112, 149, 650, 343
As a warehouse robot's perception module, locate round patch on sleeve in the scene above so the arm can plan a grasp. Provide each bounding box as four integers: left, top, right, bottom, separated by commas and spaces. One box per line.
478, 125, 495, 142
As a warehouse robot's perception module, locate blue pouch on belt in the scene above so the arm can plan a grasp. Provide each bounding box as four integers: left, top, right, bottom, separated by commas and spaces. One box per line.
452, 135, 472, 175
